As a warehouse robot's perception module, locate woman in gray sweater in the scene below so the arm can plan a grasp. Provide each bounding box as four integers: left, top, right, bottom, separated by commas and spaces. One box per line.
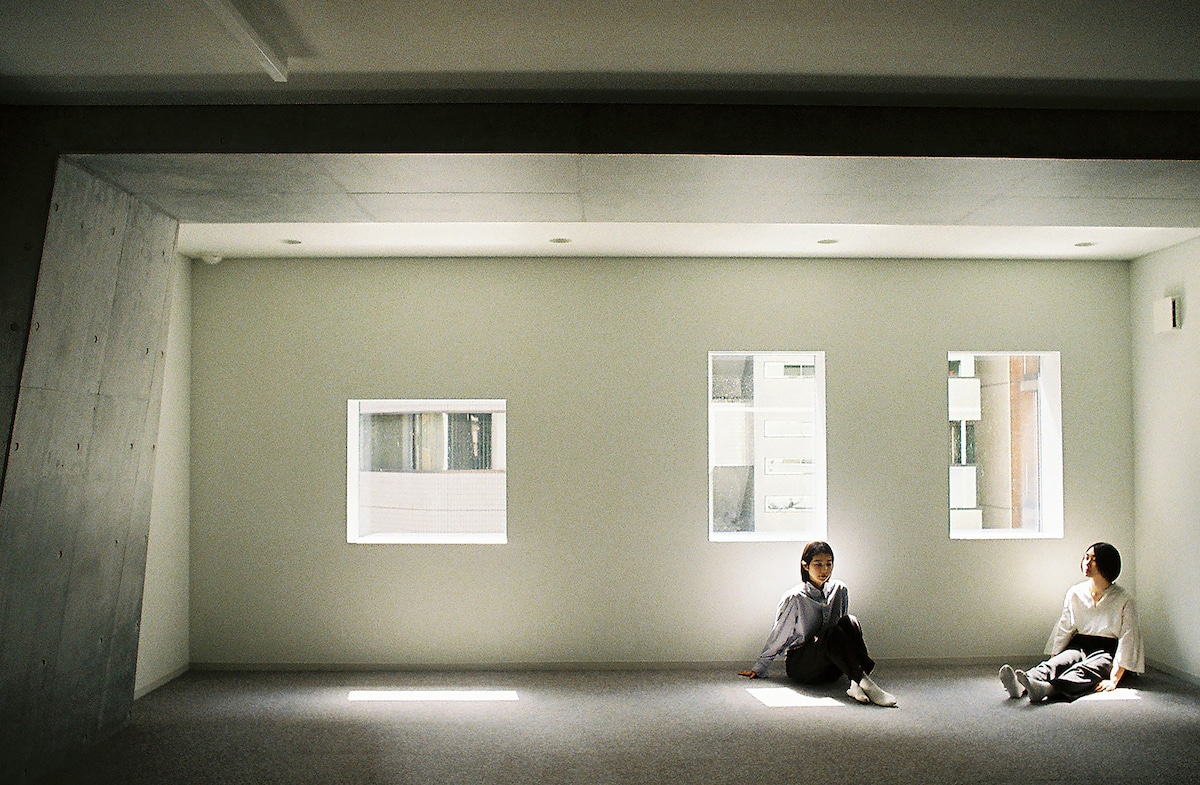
739, 540, 896, 707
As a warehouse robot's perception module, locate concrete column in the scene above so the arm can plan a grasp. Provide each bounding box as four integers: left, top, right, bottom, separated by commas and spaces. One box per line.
0, 160, 178, 784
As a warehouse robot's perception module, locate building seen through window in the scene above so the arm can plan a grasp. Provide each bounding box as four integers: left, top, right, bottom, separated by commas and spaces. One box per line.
948, 352, 1063, 539
347, 399, 507, 544
709, 351, 827, 542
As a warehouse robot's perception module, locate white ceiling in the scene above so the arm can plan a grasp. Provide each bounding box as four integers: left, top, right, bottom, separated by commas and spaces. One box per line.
69, 153, 1200, 260
171, 222, 1200, 261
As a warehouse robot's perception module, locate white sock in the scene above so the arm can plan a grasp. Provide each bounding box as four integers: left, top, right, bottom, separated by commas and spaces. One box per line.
847, 680, 870, 703
859, 675, 898, 707
1026, 675, 1054, 702
1014, 669, 1054, 702
999, 664, 1024, 698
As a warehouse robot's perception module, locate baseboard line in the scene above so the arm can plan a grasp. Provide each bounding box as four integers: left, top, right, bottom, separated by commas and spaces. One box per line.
186, 656, 1042, 673
189, 660, 750, 673
168, 657, 1200, 684
1146, 658, 1200, 685
135, 664, 190, 698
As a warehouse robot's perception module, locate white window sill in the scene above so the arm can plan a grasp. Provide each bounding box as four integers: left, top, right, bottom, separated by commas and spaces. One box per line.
349, 532, 508, 545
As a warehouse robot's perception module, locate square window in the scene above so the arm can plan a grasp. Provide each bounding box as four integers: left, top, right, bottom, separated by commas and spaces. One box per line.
347, 399, 507, 544
947, 353, 1063, 539
709, 352, 827, 542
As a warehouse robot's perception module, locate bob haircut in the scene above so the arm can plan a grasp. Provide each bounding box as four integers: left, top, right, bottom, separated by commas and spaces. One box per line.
800, 540, 835, 584
1088, 542, 1122, 583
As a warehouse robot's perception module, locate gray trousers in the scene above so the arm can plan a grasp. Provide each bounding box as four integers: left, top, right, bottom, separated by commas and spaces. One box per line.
1028, 646, 1115, 699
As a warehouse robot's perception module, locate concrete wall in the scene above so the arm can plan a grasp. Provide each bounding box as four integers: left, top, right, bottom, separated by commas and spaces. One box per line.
1131, 237, 1200, 681
0, 160, 178, 784
190, 255, 1134, 668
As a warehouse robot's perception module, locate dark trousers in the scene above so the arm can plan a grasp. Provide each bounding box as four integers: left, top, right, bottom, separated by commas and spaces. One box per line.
1028, 634, 1118, 699
784, 614, 876, 684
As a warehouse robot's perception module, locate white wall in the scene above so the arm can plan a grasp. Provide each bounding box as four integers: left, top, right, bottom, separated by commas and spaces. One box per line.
134, 254, 191, 696
189, 256, 1134, 668
1131, 238, 1200, 681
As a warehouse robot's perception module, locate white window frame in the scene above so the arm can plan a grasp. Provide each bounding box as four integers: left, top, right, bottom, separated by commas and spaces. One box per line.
708, 351, 828, 542
347, 398, 507, 544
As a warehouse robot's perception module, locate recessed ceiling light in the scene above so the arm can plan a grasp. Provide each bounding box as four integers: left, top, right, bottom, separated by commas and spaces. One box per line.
549, 237, 571, 244
282, 238, 302, 245
816, 238, 839, 245
1074, 241, 1097, 247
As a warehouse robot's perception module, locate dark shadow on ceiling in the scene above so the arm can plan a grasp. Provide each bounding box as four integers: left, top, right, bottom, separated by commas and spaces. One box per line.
4, 72, 1200, 111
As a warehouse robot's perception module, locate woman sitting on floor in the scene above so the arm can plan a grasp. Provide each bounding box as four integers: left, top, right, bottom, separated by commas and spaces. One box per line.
1000, 541, 1144, 702
738, 540, 897, 707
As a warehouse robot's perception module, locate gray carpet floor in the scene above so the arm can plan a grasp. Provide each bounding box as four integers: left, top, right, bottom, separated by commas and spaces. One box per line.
39, 664, 1200, 784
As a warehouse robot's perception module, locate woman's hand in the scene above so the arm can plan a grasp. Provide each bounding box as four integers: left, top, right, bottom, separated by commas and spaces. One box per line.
738, 670, 760, 679
1096, 666, 1126, 692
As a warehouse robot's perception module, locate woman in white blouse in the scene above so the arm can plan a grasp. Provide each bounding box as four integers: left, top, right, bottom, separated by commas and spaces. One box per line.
1000, 542, 1144, 702
738, 541, 897, 707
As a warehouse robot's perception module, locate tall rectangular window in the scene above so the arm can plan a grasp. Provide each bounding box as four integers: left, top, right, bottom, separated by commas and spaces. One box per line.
948, 352, 1063, 539
347, 399, 507, 544
709, 352, 827, 542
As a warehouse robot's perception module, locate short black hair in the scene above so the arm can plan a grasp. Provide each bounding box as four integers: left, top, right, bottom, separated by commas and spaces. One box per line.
800, 540, 835, 583
1088, 542, 1122, 583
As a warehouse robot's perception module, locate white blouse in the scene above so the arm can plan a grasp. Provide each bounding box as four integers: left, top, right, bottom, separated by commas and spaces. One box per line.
1045, 580, 1145, 674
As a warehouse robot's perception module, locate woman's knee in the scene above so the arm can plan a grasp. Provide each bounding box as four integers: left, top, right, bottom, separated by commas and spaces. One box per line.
834, 614, 862, 634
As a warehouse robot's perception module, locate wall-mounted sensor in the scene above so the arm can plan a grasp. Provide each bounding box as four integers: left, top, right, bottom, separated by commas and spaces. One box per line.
1153, 296, 1181, 333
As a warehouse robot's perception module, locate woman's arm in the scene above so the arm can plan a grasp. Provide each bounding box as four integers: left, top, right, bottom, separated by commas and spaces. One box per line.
1112, 592, 1146, 675
742, 594, 802, 677
831, 582, 849, 623
1045, 587, 1078, 656
1097, 665, 1126, 692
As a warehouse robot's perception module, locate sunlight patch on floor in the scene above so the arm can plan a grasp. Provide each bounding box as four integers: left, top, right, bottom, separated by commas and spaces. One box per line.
747, 687, 844, 707
1077, 689, 1141, 702
348, 689, 520, 702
